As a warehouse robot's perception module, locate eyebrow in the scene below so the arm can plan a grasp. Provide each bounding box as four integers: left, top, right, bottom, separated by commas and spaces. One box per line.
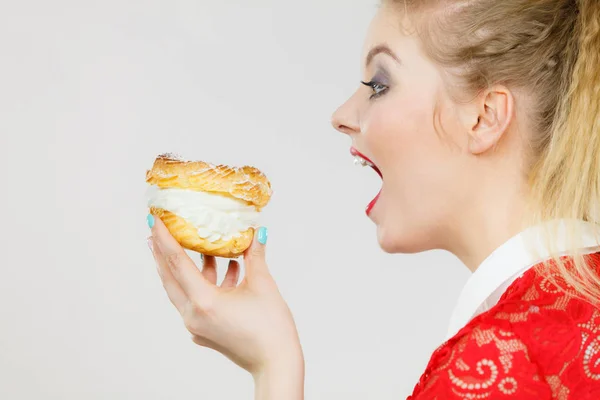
365, 44, 401, 68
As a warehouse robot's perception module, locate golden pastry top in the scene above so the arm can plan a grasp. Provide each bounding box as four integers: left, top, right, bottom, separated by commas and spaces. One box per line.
145, 153, 272, 209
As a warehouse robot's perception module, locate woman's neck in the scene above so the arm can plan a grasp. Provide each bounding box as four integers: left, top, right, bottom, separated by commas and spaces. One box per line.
449, 181, 529, 272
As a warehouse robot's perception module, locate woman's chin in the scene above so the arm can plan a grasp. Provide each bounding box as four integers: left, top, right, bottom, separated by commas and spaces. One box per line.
376, 223, 430, 254
376, 224, 404, 253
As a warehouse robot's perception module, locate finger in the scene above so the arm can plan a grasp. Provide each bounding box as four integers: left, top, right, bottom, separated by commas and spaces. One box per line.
201, 255, 218, 285
221, 259, 240, 289
149, 214, 215, 302
148, 236, 188, 313
242, 226, 270, 278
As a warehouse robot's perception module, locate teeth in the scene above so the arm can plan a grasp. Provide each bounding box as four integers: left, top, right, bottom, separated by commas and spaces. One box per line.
353, 155, 373, 167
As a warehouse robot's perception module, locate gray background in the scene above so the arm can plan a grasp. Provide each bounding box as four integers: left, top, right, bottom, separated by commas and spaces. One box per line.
0, 1, 469, 398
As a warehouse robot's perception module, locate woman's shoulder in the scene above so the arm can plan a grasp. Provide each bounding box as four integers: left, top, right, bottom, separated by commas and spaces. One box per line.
486, 251, 600, 339
408, 251, 600, 400
496, 250, 600, 307
489, 251, 600, 320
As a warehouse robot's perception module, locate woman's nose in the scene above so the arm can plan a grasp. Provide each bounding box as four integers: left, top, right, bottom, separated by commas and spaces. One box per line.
331, 98, 360, 136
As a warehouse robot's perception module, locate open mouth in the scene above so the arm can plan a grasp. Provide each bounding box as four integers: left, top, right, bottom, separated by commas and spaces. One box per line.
350, 147, 383, 216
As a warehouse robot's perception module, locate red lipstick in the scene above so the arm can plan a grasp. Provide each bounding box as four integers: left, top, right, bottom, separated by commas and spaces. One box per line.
350, 147, 383, 216
350, 147, 382, 177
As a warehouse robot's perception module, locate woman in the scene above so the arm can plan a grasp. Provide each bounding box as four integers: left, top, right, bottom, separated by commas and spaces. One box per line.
146, 0, 600, 398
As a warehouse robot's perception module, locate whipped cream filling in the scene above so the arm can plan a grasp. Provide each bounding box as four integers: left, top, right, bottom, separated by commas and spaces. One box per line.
146, 185, 260, 242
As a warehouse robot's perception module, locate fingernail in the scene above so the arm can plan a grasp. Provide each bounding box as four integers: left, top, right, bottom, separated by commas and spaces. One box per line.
147, 214, 155, 228
257, 226, 268, 245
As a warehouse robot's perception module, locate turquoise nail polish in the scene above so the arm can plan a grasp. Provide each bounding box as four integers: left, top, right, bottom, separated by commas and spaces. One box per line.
257, 227, 268, 245
147, 214, 155, 228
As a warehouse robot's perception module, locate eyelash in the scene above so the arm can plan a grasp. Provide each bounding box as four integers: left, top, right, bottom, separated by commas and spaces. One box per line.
361, 80, 389, 99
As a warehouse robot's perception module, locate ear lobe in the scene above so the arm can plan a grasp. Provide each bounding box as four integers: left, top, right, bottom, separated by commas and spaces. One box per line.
467, 88, 512, 155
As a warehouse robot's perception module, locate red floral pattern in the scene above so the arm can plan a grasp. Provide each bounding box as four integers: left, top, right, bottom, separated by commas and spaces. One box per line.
409, 252, 600, 399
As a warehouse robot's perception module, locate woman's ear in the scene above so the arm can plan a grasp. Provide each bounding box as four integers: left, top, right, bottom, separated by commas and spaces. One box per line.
465, 85, 514, 155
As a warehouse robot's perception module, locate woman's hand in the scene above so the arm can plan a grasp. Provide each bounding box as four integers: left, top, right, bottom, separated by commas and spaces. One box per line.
147, 215, 304, 398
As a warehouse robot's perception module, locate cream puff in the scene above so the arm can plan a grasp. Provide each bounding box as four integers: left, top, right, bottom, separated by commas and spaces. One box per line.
145, 153, 272, 258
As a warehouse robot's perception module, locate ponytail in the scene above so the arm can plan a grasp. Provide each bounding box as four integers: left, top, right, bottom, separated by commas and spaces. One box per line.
527, 0, 600, 303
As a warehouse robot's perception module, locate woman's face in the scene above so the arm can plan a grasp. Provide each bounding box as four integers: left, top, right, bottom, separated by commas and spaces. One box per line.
332, 5, 475, 254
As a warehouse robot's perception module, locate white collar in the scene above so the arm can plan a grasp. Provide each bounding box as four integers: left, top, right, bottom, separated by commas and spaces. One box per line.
445, 219, 600, 340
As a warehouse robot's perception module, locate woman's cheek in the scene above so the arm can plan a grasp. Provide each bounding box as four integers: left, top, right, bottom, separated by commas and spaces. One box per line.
366, 102, 406, 149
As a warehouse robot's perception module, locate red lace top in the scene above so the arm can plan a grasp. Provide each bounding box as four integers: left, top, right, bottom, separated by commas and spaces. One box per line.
409, 252, 600, 399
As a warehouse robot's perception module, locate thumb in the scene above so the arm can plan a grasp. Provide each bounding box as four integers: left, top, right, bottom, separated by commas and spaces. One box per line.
243, 226, 269, 277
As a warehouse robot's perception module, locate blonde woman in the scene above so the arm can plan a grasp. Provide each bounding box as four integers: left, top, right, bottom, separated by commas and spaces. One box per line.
146, 0, 600, 398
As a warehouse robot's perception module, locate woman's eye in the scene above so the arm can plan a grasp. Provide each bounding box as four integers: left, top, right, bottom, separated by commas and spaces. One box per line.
372, 83, 387, 96
361, 80, 389, 99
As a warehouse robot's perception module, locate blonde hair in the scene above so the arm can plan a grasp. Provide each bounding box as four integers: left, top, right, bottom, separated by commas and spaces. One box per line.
386, 0, 600, 303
